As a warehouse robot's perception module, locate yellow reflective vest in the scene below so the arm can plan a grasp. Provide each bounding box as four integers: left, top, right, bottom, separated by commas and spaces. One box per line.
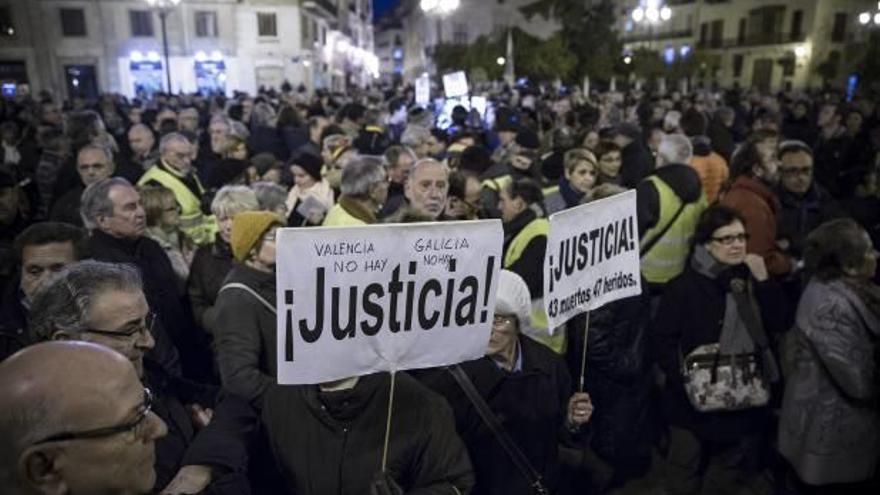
503, 217, 566, 354
322, 203, 367, 227
640, 175, 706, 284
138, 165, 218, 246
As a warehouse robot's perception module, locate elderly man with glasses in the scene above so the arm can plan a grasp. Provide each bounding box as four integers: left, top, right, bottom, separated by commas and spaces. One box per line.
0, 341, 167, 495
28, 260, 257, 495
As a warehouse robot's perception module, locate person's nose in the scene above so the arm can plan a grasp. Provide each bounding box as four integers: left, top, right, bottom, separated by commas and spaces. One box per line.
136, 328, 156, 352
144, 411, 168, 441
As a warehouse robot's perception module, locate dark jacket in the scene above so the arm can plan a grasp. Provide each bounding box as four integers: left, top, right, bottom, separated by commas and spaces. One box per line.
0, 281, 30, 361
654, 262, 790, 442
706, 118, 735, 164
201, 158, 249, 193
49, 186, 84, 227
247, 125, 287, 161
635, 163, 703, 235
88, 230, 186, 377
813, 128, 855, 198
418, 336, 573, 495
261, 372, 475, 495
781, 115, 816, 145
775, 182, 842, 259
145, 362, 257, 494
566, 293, 653, 465
213, 263, 277, 407
503, 209, 547, 299
279, 126, 309, 160
187, 239, 234, 333
778, 279, 880, 485
620, 139, 655, 189
379, 181, 407, 219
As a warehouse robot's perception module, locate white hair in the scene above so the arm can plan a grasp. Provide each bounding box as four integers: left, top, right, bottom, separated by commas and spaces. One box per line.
657, 134, 693, 166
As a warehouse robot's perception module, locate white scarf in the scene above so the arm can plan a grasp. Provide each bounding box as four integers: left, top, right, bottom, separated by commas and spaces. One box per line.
285, 178, 335, 216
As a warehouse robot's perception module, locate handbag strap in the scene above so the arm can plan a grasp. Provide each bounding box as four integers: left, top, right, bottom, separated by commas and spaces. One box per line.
448, 365, 549, 495
730, 282, 780, 383
219, 283, 277, 315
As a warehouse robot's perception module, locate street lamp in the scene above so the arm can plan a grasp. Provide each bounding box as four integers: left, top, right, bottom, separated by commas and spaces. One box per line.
858, 2, 880, 26
145, 0, 181, 94
630, 1, 672, 50
496, 57, 506, 66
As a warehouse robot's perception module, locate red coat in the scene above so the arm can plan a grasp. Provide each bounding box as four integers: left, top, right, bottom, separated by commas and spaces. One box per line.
720, 175, 792, 275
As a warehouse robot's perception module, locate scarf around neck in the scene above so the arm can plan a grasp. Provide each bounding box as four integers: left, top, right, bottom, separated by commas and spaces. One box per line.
690, 245, 756, 356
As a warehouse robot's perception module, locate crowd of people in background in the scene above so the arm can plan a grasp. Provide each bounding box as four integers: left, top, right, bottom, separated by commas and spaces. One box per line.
0, 80, 878, 495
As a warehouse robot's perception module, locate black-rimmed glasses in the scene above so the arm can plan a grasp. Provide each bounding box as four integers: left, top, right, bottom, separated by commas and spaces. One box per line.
82, 312, 157, 339
32, 387, 153, 445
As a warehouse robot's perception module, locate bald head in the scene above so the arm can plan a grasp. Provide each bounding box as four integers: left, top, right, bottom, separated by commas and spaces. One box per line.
127, 124, 155, 157
0, 342, 161, 494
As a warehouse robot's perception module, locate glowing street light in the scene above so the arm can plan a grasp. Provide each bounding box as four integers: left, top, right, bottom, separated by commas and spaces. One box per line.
858, 2, 880, 25
496, 57, 506, 66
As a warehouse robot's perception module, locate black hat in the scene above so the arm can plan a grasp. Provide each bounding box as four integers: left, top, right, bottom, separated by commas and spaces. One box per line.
289, 152, 324, 182
459, 145, 492, 175
614, 122, 642, 140
515, 129, 540, 151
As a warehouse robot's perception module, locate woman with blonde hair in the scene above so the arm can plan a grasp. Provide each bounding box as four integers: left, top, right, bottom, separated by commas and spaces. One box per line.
139, 185, 195, 291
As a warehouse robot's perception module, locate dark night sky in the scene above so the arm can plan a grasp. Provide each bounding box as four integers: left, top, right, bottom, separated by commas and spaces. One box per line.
373, 0, 399, 20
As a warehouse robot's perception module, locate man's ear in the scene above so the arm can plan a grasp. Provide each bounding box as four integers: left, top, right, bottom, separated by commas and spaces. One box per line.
20, 445, 68, 495
50, 331, 74, 342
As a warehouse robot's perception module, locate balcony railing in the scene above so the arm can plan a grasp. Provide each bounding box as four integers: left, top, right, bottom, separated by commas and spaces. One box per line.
698, 32, 806, 49
622, 29, 694, 43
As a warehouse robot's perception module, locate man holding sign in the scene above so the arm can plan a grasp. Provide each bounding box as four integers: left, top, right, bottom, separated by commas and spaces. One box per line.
260, 219, 505, 493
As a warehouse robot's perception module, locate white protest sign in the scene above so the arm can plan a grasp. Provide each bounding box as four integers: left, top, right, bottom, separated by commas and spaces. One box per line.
543, 189, 642, 329
276, 220, 503, 385
442, 71, 469, 98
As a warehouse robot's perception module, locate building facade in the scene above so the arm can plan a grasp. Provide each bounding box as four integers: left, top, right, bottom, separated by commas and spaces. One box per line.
0, 0, 376, 100
397, 0, 559, 82
617, 0, 877, 92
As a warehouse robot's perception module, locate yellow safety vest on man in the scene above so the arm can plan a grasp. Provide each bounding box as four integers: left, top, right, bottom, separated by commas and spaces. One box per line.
503, 216, 566, 354
640, 175, 706, 284
138, 163, 217, 246
323, 203, 367, 226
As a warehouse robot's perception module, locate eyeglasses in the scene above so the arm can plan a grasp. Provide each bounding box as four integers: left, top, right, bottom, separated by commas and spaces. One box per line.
82, 312, 157, 340
780, 166, 812, 177
32, 387, 153, 445
711, 233, 750, 245
78, 163, 109, 170
493, 314, 517, 326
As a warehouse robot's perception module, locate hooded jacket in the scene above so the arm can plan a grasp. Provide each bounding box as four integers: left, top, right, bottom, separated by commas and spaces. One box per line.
720, 175, 792, 275
261, 372, 475, 495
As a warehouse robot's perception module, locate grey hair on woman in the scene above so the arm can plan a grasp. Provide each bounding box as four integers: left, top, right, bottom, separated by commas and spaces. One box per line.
80, 177, 134, 231
29, 260, 143, 342
341, 156, 386, 198
804, 218, 873, 281
251, 181, 287, 214
211, 185, 259, 219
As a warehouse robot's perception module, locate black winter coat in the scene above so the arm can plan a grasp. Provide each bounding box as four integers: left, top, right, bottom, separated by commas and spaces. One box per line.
653, 262, 790, 442
145, 362, 257, 494
88, 230, 186, 376
260, 372, 475, 495
187, 239, 234, 333
418, 336, 574, 495
213, 263, 276, 407
565, 293, 653, 465
620, 140, 655, 189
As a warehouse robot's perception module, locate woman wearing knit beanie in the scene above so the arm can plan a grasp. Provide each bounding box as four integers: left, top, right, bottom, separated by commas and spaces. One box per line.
285, 152, 335, 226
212, 210, 285, 406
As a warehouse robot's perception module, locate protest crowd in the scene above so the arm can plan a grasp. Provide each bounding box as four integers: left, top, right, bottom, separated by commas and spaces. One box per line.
0, 79, 879, 495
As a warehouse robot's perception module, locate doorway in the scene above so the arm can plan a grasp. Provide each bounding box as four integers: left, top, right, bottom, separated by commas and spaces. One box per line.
64, 65, 98, 101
